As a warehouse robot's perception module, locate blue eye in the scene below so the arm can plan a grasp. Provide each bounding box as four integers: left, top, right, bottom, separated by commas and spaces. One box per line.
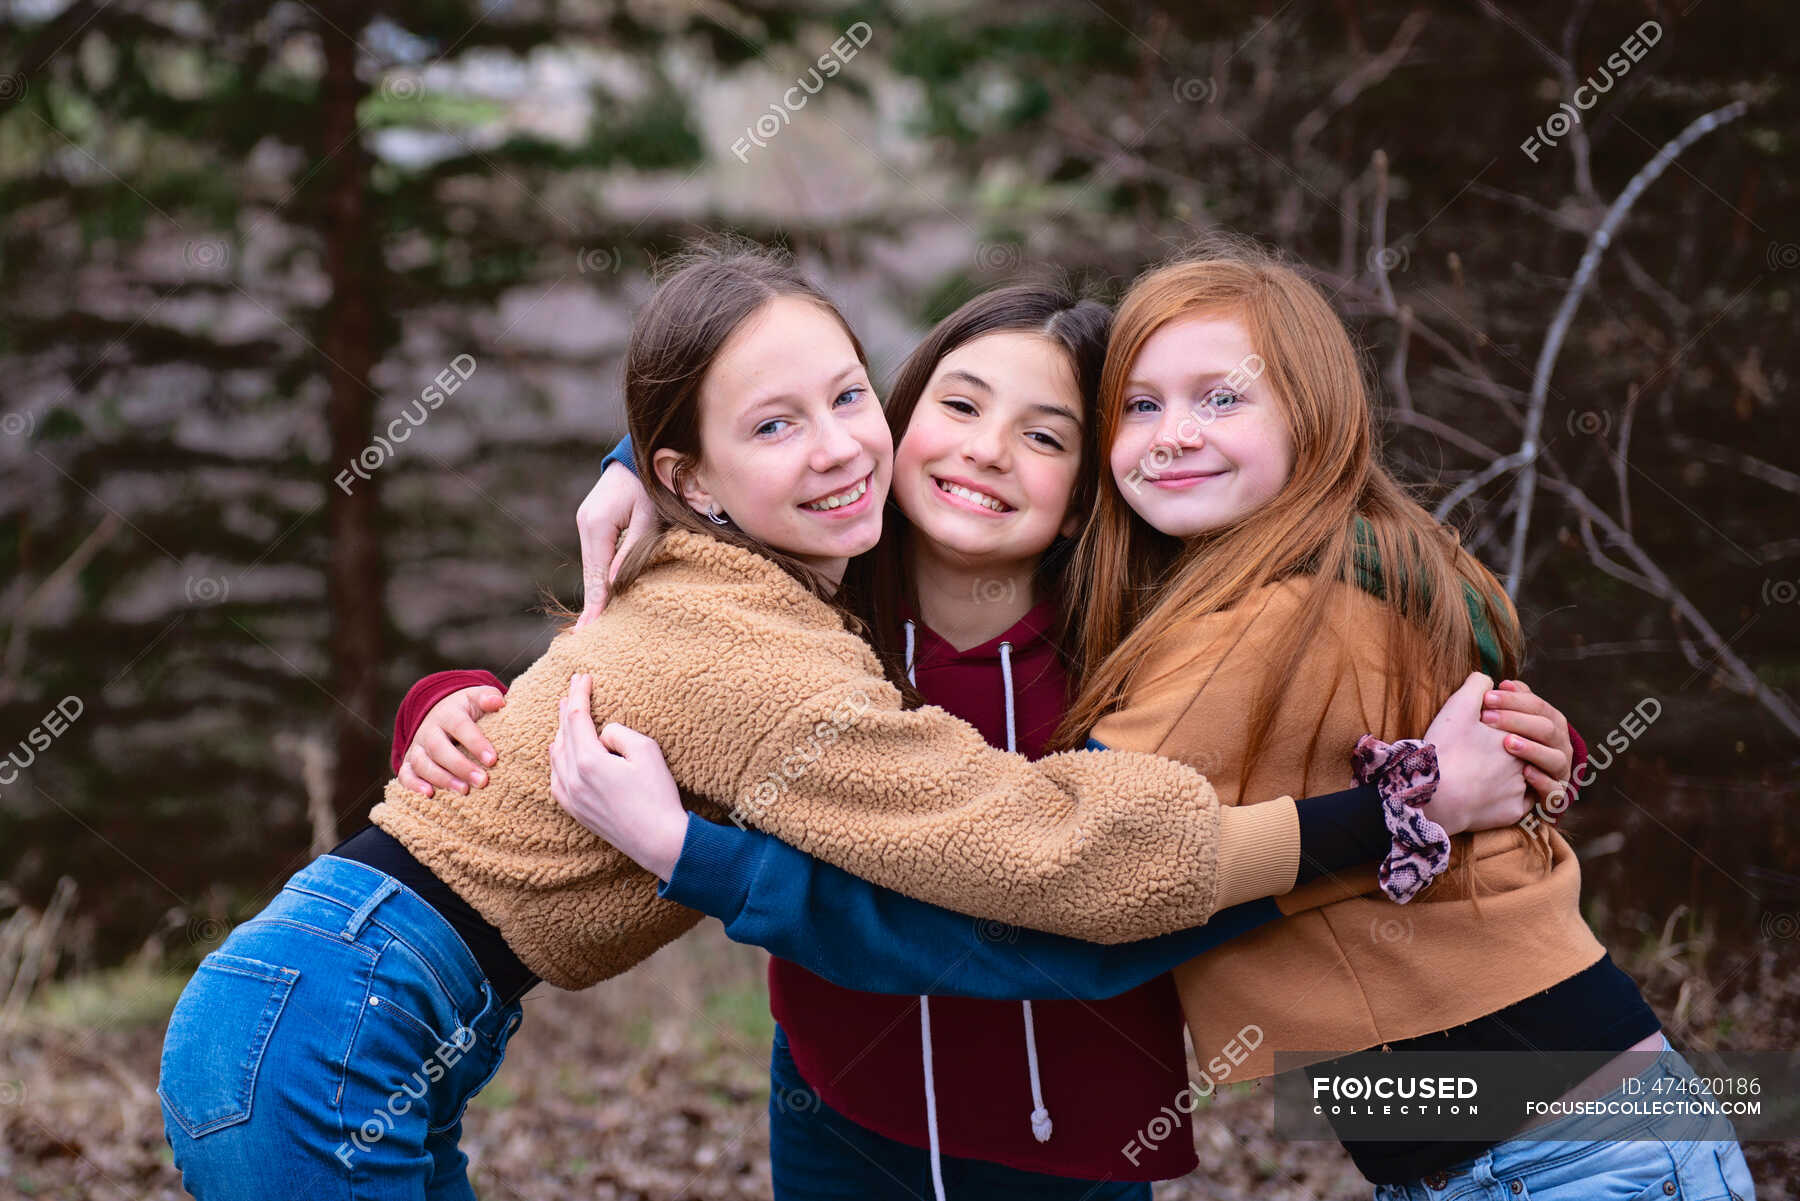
1125, 397, 1161, 415
1204, 389, 1243, 410
835, 386, 867, 407
755, 418, 791, 437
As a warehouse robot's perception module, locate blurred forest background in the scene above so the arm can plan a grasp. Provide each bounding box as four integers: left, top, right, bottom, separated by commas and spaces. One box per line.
1, 0, 1796, 1196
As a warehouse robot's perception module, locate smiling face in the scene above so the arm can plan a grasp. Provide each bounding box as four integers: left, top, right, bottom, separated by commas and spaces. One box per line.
1108, 312, 1294, 537
654, 295, 892, 582
891, 331, 1085, 568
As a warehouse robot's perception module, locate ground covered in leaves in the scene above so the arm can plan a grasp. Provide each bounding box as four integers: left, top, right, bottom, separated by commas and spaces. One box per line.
3, 921, 1795, 1200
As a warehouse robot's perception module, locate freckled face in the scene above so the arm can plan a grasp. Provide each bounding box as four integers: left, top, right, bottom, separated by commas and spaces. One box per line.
1108, 314, 1293, 537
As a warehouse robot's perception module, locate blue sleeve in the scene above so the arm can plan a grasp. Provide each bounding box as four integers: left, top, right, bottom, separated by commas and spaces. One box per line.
602, 434, 636, 476
657, 813, 1280, 1000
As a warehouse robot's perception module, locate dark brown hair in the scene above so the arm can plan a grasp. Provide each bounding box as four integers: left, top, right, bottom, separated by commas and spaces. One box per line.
840, 282, 1113, 683
600, 238, 873, 611
541, 238, 879, 640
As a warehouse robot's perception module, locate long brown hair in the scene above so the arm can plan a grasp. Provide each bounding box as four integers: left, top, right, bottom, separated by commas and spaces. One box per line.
839, 282, 1113, 682
539, 239, 882, 643
1055, 235, 1522, 812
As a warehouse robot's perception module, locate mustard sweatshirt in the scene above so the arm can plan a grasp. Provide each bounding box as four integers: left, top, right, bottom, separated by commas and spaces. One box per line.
1090, 577, 1605, 1080
371, 530, 1299, 990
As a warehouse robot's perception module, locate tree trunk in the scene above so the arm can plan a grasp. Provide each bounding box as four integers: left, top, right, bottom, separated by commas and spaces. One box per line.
318, 8, 386, 827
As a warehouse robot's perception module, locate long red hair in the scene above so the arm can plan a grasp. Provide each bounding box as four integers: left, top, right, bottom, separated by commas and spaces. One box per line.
1055, 235, 1522, 820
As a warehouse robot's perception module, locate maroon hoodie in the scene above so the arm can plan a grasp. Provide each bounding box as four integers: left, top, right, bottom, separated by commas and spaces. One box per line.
767, 600, 1197, 1181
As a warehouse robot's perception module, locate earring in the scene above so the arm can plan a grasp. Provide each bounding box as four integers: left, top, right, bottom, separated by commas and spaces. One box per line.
706, 506, 730, 525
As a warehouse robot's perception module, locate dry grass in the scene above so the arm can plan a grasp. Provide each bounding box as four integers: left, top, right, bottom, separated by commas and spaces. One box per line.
1, 915, 1793, 1200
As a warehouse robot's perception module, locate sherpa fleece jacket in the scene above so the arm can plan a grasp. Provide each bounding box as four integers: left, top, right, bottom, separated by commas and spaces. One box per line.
1089, 577, 1607, 1080
370, 528, 1300, 990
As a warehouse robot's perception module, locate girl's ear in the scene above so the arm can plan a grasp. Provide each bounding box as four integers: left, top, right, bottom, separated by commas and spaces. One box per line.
1060, 506, 1083, 540
652, 448, 715, 516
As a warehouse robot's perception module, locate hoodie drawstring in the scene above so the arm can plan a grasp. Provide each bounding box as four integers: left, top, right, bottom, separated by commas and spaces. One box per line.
904, 626, 1052, 1201
1000, 640, 1054, 1145
904, 622, 949, 1201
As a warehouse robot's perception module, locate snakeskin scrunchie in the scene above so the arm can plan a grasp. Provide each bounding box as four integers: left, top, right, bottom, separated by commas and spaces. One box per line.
1352, 735, 1452, 904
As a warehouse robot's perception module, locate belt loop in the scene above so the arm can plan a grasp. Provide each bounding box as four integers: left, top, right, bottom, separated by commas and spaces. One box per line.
341, 877, 401, 941
460, 978, 498, 1044
493, 1002, 523, 1053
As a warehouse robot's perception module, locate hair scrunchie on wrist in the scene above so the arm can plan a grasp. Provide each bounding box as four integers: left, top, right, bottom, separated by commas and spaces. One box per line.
1352, 734, 1452, 904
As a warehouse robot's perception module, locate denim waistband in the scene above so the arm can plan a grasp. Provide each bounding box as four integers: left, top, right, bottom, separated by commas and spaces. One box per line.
271, 854, 491, 1018
1486, 1034, 1728, 1165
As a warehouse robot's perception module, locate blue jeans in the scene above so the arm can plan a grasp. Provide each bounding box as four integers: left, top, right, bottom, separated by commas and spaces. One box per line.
159, 855, 525, 1200
767, 1023, 1151, 1201
1373, 1036, 1756, 1201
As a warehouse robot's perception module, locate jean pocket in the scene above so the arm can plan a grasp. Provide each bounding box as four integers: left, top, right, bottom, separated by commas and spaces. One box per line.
159, 953, 299, 1138
366, 988, 458, 1049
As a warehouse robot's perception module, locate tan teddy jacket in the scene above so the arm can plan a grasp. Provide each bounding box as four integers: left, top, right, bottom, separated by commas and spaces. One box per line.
371, 529, 1300, 990
1090, 577, 1606, 1080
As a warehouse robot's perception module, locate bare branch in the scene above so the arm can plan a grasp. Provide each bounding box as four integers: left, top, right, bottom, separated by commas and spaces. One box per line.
1337, 180, 1360, 281
1382, 407, 1502, 460
1470, 182, 1690, 325
1386, 304, 1415, 412
1424, 365, 1528, 417
1616, 382, 1641, 533
1558, 0, 1599, 201
1503, 100, 1750, 595
1434, 447, 1536, 521
1539, 639, 1685, 661
1545, 476, 1800, 739
1577, 514, 1656, 594
1616, 249, 1691, 328
0, 877, 77, 1029
1672, 621, 1717, 681
0, 512, 124, 706
1665, 432, 1800, 497
1369, 149, 1397, 312
1292, 11, 1430, 161
1473, 0, 1568, 77
1310, 264, 1525, 427
275, 732, 340, 859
